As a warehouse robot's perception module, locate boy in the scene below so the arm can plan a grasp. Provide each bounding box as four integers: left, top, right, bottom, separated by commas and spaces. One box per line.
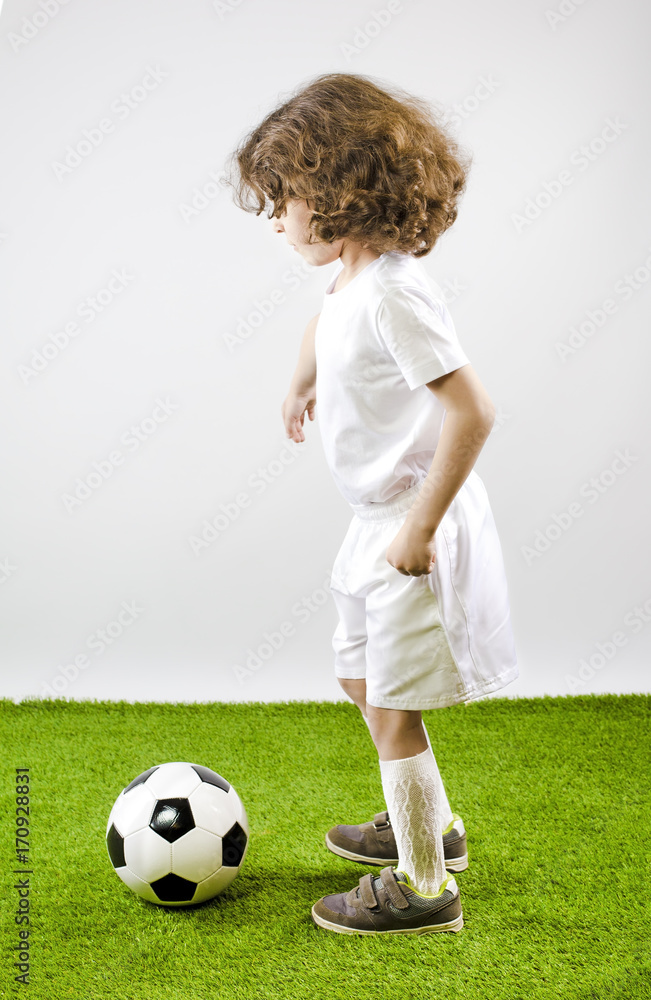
226, 72, 519, 935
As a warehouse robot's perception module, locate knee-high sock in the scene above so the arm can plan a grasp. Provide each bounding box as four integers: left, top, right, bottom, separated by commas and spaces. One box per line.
379, 746, 446, 895
362, 712, 454, 830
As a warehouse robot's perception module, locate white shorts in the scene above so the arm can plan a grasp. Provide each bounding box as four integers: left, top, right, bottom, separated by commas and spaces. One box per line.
329, 470, 519, 711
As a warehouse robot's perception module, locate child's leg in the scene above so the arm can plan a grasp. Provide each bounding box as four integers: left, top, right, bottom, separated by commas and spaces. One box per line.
337, 677, 367, 716
338, 677, 454, 831
339, 675, 428, 745
366, 702, 448, 895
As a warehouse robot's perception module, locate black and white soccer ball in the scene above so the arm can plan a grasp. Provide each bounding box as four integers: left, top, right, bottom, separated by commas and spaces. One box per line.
105, 761, 249, 907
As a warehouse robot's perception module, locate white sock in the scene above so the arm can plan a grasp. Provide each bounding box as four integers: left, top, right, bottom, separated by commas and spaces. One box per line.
363, 712, 454, 831
379, 746, 446, 896
422, 721, 455, 831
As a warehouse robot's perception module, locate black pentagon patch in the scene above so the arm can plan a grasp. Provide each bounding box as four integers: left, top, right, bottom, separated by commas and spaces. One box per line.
150, 798, 195, 843
150, 872, 197, 903
191, 764, 230, 793
124, 765, 160, 793
221, 821, 247, 867
106, 823, 125, 868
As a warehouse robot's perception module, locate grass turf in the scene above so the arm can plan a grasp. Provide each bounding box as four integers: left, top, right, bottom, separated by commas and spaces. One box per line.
0, 694, 649, 1000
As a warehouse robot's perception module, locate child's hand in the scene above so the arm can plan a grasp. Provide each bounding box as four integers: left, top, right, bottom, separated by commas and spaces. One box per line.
386, 518, 437, 576
281, 386, 316, 443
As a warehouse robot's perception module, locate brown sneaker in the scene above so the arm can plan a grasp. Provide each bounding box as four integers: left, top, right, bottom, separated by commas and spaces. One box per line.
325, 811, 468, 872
311, 867, 463, 935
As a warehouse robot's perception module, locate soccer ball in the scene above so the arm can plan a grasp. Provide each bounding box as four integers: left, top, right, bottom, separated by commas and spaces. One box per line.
105, 761, 249, 907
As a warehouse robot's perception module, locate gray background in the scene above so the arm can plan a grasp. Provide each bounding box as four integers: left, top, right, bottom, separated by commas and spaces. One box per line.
1, 0, 649, 703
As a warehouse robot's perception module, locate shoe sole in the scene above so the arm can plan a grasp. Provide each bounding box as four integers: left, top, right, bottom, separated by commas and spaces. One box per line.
324, 832, 469, 873
311, 907, 464, 935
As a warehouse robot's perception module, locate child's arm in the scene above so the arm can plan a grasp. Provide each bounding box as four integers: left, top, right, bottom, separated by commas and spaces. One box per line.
281, 314, 319, 443
290, 313, 319, 392
406, 364, 496, 532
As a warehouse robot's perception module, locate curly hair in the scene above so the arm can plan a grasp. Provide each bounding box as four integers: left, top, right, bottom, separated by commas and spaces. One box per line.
223, 72, 473, 258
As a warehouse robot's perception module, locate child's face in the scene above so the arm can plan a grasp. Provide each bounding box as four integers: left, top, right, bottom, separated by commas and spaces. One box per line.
272, 198, 344, 266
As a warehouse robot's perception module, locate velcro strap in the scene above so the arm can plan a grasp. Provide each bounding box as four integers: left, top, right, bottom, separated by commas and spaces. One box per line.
358, 873, 379, 909
380, 868, 410, 910
373, 811, 390, 830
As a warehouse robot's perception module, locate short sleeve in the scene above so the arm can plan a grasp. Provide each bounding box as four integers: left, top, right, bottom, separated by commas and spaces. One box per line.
376, 286, 470, 390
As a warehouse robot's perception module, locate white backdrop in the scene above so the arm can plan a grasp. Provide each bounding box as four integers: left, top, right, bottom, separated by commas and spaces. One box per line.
1, 0, 649, 704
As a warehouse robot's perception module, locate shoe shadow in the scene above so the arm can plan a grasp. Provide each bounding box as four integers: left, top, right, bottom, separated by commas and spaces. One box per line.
177, 866, 369, 925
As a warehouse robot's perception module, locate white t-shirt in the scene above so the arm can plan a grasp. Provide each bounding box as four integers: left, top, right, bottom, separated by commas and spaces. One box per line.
314, 249, 471, 506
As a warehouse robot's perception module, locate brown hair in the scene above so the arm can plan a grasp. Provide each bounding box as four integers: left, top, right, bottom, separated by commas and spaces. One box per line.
224, 72, 473, 258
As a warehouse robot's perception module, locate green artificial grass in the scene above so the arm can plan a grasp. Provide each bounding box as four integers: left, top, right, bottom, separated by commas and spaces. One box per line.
0, 695, 649, 1000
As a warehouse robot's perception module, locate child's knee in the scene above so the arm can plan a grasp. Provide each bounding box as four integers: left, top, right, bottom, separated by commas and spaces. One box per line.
337, 676, 366, 709
366, 703, 422, 734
